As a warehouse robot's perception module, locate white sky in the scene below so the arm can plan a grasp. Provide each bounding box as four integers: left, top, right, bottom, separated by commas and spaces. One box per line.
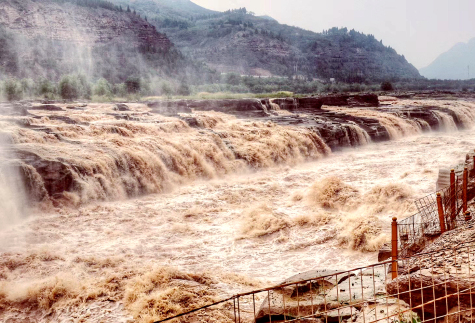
192, 0, 475, 69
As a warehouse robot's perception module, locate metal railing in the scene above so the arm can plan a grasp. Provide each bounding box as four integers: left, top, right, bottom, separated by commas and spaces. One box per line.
152, 155, 475, 323
154, 240, 475, 323
398, 166, 475, 257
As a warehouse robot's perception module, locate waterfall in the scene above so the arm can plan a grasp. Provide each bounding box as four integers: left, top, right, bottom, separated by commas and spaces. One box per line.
0, 141, 25, 230
347, 124, 371, 145
433, 110, 458, 131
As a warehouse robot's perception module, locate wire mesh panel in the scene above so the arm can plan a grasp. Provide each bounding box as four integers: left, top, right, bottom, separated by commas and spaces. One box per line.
401, 172, 475, 256
154, 241, 475, 323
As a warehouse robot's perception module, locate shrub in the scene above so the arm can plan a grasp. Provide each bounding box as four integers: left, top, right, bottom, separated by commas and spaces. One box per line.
20, 79, 35, 98
93, 78, 112, 97
112, 83, 127, 98
125, 77, 141, 94
4, 79, 23, 101
59, 74, 91, 100
381, 81, 394, 91
59, 75, 79, 100
160, 82, 173, 97
37, 79, 56, 99
177, 82, 191, 96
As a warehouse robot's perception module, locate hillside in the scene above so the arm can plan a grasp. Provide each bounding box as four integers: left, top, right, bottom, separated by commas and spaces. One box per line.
419, 38, 475, 80
0, 0, 188, 83
110, 0, 422, 82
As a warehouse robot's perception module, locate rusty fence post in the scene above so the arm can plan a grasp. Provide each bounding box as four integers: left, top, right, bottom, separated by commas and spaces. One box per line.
473, 150, 475, 179
465, 211, 472, 222
464, 167, 468, 213
391, 217, 398, 279
450, 169, 456, 222
437, 193, 446, 233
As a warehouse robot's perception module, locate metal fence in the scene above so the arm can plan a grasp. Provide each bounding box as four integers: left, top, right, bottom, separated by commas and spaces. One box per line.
398, 167, 475, 257
154, 240, 475, 323
153, 159, 475, 323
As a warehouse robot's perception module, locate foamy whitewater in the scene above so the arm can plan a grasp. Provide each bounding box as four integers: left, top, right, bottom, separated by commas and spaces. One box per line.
1, 98, 475, 322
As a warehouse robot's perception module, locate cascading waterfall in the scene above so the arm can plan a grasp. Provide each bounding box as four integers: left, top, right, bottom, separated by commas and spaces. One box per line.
325, 107, 423, 139
433, 110, 458, 131
346, 124, 371, 145
4, 100, 475, 209
7, 110, 331, 206
447, 103, 475, 128
0, 141, 25, 230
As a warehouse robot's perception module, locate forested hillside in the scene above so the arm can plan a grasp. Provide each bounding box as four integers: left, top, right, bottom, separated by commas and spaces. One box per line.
110, 0, 421, 82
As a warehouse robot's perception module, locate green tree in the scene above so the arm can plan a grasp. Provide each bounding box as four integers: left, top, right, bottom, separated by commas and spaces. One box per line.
161, 82, 173, 98
59, 75, 79, 100
59, 74, 91, 100
177, 82, 191, 96
381, 81, 394, 91
225, 73, 242, 86
37, 79, 56, 99
4, 79, 23, 101
93, 78, 112, 97
125, 77, 141, 94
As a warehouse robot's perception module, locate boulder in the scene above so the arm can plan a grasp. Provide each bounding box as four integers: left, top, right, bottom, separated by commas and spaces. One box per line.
378, 243, 392, 262
115, 103, 130, 111
256, 268, 386, 323
386, 272, 475, 319
15, 150, 75, 201
353, 298, 417, 323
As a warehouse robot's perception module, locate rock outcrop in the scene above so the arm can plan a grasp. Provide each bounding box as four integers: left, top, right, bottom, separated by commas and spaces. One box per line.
255, 267, 417, 323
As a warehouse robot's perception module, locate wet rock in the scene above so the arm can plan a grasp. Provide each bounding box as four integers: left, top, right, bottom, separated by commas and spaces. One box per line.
386, 272, 475, 319
353, 298, 416, 323
15, 150, 75, 201
29, 105, 64, 111
271, 98, 299, 110
256, 268, 386, 323
115, 104, 130, 111
147, 99, 269, 118
378, 243, 392, 262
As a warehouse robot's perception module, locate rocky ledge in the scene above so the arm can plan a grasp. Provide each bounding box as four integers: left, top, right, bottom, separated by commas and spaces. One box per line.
1, 94, 472, 206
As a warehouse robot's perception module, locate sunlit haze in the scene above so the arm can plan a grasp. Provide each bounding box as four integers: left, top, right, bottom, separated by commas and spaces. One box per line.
193, 0, 475, 69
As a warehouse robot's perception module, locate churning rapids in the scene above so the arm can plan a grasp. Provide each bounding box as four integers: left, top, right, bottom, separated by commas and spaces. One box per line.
1, 97, 475, 322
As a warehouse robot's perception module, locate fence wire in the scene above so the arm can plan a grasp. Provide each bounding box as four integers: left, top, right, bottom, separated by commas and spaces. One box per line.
154, 162, 475, 323
154, 240, 475, 323
398, 168, 475, 257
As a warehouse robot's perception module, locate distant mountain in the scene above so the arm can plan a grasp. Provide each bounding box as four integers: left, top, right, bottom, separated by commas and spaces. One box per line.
109, 0, 422, 82
419, 38, 475, 80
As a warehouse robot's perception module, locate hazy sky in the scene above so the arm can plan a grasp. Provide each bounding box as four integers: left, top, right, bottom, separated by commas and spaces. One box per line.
192, 0, 475, 69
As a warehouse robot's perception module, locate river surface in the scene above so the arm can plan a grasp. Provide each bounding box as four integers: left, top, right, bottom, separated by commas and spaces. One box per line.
1, 100, 475, 322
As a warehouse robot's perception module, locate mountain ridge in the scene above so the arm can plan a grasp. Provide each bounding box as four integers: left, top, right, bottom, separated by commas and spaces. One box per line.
110, 0, 422, 82
419, 38, 475, 80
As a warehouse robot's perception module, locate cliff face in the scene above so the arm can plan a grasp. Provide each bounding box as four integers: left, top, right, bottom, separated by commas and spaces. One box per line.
0, 0, 171, 47
0, 0, 177, 82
